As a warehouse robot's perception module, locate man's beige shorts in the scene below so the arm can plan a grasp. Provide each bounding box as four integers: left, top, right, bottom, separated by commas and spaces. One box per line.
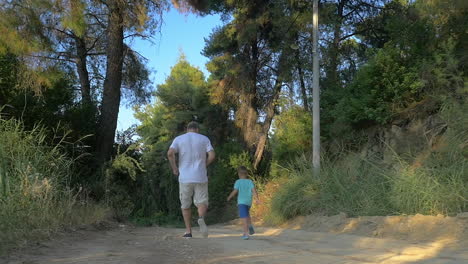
179, 182, 209, 209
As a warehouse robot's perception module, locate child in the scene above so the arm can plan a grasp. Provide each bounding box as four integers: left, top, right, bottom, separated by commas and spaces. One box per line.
227, 166, 260, 240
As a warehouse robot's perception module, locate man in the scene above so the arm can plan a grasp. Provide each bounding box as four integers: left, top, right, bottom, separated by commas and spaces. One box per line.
167, 121, 216, 238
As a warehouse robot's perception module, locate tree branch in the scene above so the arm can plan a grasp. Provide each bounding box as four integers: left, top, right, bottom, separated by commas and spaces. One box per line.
27, 54, 74, 63
124, 32, 147, 39
339, 28, 370, 41
47, 26, 76, 39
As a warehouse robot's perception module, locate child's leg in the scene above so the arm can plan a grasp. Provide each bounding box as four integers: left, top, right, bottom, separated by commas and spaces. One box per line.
238, 204, 250, 236
247, 216, 255, 235
242, 217, 249, 235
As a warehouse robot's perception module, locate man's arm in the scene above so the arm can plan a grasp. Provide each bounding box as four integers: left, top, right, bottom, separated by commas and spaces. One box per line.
206, 150, 215, 166
227, 189, 238, 201
167, 148, 179, 176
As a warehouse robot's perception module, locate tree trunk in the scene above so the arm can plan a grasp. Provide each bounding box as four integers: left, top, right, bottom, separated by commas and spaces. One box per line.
236, 39, 260, 151
294, 34, 309, 111
96, 1, 124, 164
326, 0, 347, 89
253, 77, 282, 170
328, 23, 340, 87
296, 51, 309, 111
244, 96, 258, 147
75, 36, 92, 105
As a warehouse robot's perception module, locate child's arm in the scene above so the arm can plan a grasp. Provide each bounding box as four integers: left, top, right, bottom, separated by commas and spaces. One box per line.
252, 188, 260, 204
227, 189, 238, 201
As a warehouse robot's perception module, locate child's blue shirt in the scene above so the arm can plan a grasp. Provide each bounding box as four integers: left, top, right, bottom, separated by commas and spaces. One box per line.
234, 179, 255, 206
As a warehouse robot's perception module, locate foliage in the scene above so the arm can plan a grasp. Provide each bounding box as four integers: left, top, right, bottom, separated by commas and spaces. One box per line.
271, 106, 312, 164
0, 0, 165, 104
322, 0, 467, 138
332, 45, 424, 125
0, 53, 99, 189
266, 96, 467, 223
104, 144, 144, 220
0, 118, 107, 253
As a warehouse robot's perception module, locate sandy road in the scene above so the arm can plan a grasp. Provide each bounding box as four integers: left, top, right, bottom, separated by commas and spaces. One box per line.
2, 224, 467, 264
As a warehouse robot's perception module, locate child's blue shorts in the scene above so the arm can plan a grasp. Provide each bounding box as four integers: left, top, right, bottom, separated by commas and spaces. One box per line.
238, 204, 251, 218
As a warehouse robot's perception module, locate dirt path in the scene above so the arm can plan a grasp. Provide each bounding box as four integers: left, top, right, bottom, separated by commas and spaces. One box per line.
2, 224, 467, 264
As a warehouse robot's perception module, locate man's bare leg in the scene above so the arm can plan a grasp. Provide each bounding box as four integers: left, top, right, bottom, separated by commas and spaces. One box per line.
197, 204, 207, 218
182, 208, 192, 234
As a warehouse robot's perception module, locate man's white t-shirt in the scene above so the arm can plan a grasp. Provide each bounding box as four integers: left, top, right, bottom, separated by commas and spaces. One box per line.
169, 132, 214, 183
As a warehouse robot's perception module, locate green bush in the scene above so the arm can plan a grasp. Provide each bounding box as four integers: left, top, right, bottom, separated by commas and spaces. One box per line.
333, 45, 424, 125
271, 106, 312, 164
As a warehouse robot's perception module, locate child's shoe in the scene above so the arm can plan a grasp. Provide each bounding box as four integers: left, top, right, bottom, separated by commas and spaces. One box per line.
242, 234, 250, 240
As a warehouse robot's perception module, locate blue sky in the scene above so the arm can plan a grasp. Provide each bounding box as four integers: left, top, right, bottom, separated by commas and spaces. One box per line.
117, 8, 222, 131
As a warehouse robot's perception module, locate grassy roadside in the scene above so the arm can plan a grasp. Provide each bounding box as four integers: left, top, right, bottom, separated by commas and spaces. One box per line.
0, 119, 108, 254
253, 100, 467, 225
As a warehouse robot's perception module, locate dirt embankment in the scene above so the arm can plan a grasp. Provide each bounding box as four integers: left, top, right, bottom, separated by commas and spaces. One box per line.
281, 212, 468, 243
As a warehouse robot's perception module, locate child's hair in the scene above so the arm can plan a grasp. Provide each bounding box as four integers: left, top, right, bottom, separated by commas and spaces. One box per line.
237, 166, 248, 174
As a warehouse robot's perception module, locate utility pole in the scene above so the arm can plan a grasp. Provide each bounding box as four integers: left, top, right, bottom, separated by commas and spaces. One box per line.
312, 0, 320, 174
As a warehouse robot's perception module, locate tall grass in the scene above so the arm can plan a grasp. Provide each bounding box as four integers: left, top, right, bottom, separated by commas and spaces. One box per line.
266, 100, 467, 223
388, 100, 468, 214
0, 118, 107, 254
266, 154, 393, 224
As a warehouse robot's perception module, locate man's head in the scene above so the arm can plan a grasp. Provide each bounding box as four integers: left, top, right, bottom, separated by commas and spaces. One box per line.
187, 121, 200, 133
237, 166, 248, 179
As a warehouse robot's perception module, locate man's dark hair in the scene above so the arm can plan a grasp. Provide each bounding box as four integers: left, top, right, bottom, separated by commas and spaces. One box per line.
187, 121, 199, 130
237, 166, 248, 174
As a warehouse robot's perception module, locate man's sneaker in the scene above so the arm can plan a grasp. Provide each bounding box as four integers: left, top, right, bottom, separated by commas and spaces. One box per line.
249, 225, 255, 235
198, 218, 208, 238
182, 233, 192, 238
242, 235, 250, 240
